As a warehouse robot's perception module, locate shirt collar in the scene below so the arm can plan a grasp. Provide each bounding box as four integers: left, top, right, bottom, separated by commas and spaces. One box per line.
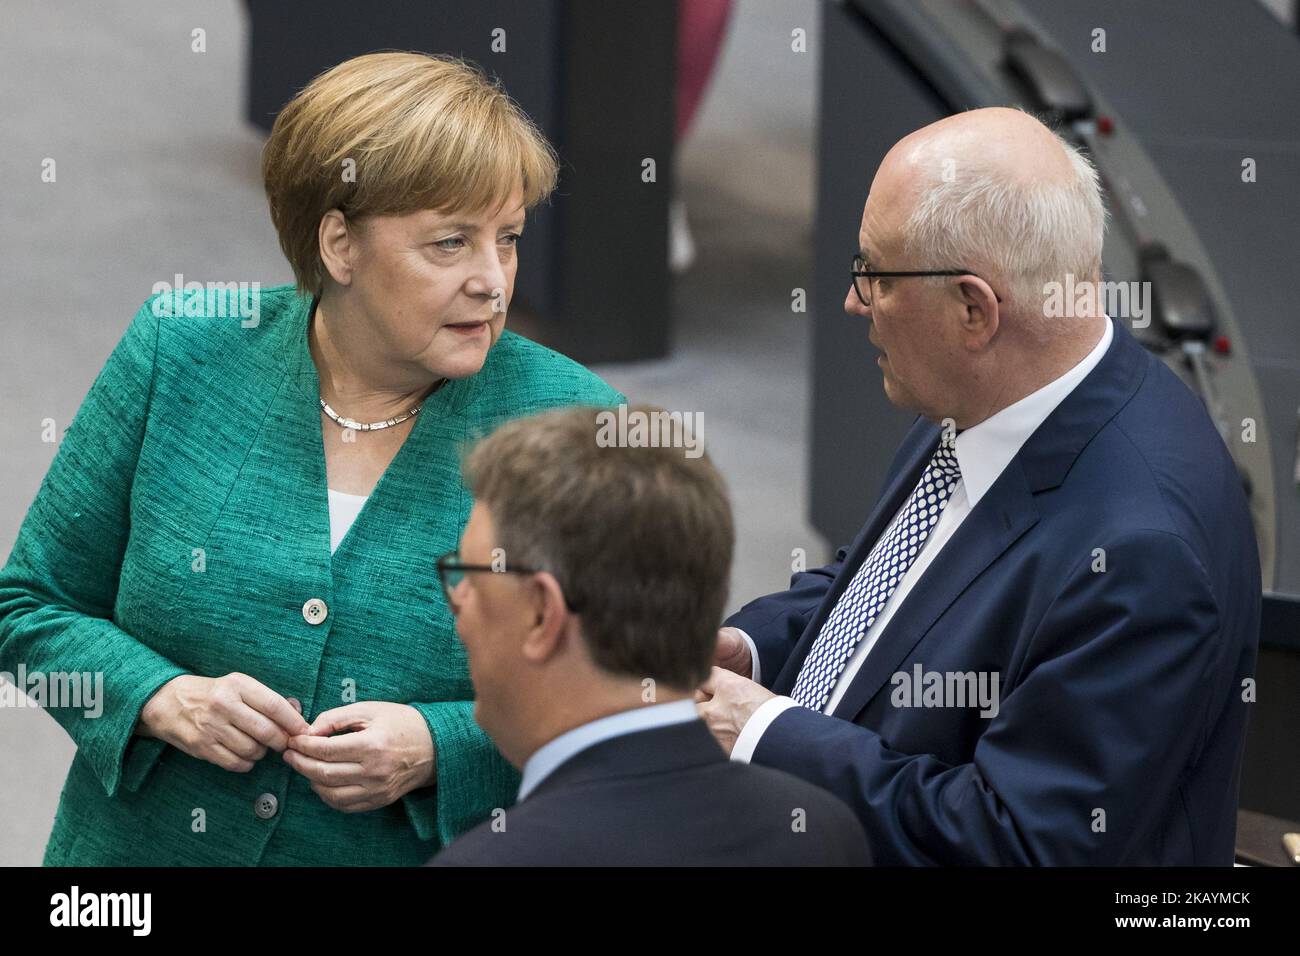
517, 698, 700, 801
955, 316, 1114, 506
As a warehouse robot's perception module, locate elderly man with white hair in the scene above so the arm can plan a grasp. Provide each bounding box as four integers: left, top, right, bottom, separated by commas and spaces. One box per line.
697, 107, 1260, 866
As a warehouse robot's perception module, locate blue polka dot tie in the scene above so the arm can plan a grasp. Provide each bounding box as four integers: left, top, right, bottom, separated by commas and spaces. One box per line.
790, 432, 964, 712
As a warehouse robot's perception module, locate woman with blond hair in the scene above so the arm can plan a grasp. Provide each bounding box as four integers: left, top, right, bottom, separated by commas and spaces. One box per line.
0, 51, 623, 865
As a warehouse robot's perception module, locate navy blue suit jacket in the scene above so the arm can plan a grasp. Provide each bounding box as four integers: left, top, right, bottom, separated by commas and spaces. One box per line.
726, 319, 1260, 865
428, 719, 871, 866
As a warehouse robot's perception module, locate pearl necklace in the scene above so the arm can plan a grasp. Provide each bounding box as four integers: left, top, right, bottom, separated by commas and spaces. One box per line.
319, 380, 445, 432
319, 398, 421, 431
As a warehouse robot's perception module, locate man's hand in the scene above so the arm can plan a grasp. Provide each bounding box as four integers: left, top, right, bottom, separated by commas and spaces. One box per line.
714, 626, 753, 676
696, 666, 776, 756
283, 701, 436, 812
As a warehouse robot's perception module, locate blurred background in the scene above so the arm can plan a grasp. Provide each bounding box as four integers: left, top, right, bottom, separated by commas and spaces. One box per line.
2, 0, 1297, 865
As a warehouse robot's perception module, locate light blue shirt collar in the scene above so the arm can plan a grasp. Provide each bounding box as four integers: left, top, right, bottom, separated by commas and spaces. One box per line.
516, 698, 699, 801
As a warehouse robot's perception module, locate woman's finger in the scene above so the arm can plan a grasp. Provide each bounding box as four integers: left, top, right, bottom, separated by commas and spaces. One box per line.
288, 728, 370, 763
215, 720, 268, 762
234, 675, 311, 737
207, 740, 255, 773
282, 748, 366, 786
311, 783, 372, 811
308, 703, 371, 736
227, 701, 296, 751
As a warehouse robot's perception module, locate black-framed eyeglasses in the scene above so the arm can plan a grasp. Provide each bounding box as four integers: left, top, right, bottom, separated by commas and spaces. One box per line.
851, 254, 1002, 307
435, 550, 583, 613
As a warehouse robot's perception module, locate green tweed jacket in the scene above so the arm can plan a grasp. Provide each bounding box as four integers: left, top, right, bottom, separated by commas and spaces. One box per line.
0, 284, 624, 865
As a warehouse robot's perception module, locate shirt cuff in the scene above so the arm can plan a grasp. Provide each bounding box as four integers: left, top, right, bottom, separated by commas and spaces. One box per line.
730, 695, 800, 763
734, 628, 761, 684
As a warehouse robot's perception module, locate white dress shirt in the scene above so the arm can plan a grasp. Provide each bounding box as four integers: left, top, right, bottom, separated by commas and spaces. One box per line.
517, 698, 700, 801
327, 488, 368, 554
732, 317, 1114, 762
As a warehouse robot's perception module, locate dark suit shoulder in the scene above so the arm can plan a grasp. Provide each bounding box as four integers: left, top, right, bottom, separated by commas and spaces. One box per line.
1065, 354, 1253, 580
722, 762, 872, 863
431, 758, 870, 866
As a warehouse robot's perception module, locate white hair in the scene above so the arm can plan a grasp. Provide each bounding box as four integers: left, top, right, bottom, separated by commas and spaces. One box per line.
899, 116, 1107, 327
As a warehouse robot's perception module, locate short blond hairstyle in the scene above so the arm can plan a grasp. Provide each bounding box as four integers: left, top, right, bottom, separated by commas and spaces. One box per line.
262, 51, 559, 297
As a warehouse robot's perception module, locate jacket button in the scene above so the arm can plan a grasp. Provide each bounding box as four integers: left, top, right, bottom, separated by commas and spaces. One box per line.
302, 598, 328, 625
254, 793, 279, 819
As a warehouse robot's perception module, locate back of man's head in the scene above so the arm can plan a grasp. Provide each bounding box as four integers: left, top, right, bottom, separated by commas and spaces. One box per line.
463, 404, 733, 692
895, 106, 1108, 330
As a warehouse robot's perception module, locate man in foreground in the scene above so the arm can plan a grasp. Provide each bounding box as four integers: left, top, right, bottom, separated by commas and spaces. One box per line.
430, 405, 870, 866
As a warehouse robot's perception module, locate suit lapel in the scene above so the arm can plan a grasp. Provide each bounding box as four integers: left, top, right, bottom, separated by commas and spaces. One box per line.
771, 427, 937, 695
775, 317, 1150, 718
827, 460, 1039, 723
